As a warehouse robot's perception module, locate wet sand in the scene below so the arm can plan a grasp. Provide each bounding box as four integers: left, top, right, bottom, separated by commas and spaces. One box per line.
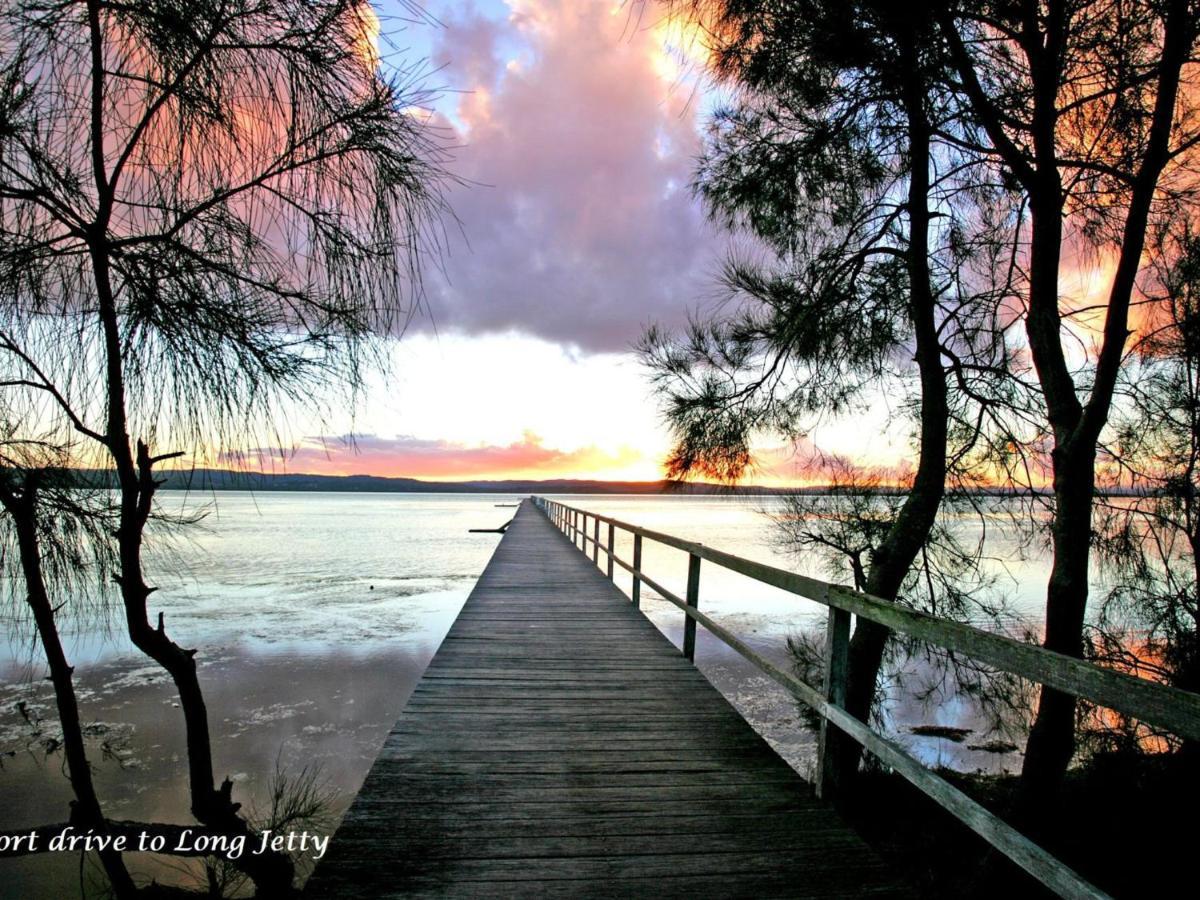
0, 644, 447, 898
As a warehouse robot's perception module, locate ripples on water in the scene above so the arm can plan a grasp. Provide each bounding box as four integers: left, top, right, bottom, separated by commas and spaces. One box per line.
0, 492, 1057, 896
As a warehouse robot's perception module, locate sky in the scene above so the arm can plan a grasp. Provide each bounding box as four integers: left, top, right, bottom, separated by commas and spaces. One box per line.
246, 0, 912, 484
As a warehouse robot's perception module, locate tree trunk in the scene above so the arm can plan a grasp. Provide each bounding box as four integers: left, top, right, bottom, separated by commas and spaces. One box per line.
3, 482, 136, 898
1016, 443, 1094, 822
828, 28, 950, 791
82, 8, 295, 880
1017, 0, 1191, 819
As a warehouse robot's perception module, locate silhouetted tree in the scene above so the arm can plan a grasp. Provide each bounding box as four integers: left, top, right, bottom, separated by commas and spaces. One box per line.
771, 458, 1033, 752
1090, 228, 1200, 757
0, 0, 447, 893
0, 442, 135, 894
931, 0, 1200, 817
641, 0, 1023, 789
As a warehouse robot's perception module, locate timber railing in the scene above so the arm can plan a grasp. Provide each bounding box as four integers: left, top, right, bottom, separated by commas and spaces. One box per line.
532, 496, 1200, 900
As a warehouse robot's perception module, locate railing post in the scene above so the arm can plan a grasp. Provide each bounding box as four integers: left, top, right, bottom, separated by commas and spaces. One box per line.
816, 604, 851, 801
606, 523, 615, 579
683, 553, 700, 661
592, 518, 600, 564
632, 534, 642, 608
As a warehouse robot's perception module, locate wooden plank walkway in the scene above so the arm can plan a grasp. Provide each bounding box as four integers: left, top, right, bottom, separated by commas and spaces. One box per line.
305, 500, 905, 898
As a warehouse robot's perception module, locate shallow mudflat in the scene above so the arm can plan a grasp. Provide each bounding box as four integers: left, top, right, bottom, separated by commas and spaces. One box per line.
0, 492, 1036, 896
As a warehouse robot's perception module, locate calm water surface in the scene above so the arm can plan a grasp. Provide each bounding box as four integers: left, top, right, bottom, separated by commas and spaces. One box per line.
0, 492, 1057, 897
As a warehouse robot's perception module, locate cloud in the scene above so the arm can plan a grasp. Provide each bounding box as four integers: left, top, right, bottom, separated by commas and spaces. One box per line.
420, 0, 724, 352
225, 430, 647, 480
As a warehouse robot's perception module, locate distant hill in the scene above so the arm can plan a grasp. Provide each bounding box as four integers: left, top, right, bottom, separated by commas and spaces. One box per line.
52, 468, 1066, 496
134, 469, 787, 495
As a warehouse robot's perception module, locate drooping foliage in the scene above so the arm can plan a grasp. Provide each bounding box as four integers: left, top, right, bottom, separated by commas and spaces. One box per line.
0, 1, 448, 893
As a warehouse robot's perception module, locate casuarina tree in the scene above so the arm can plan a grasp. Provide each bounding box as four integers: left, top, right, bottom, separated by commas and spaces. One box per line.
641, 0, 1022, 790
0, 0, 447, 892
932, 0, 1200, 818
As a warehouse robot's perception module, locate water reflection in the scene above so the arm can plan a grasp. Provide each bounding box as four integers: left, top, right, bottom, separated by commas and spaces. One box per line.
0, 646, 445, 898
1, 493, 497, 897
0, 492, 1066, 896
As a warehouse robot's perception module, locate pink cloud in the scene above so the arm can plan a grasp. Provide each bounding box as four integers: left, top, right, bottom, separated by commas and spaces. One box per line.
422, 0, 723, 351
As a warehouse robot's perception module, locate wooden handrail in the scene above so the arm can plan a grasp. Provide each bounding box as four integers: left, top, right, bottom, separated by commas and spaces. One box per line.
607, 543, 1101, 898
534, 497, 1200, 742
530, 496, 1200, 899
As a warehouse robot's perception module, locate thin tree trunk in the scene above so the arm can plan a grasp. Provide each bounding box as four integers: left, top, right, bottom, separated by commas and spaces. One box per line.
1018, 0, 1191, 817
1012, 169, 1077, 820
1, 481, 136, 898
1016, 450, 1093, 817
82, 3, 294, 890
88, 255, 296, 894
830, 24, 950, 790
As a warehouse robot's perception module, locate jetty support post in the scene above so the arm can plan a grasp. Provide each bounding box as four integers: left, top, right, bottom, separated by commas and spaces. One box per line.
683, 553, 701, 661
607, 523, 615, 580
632, 534, 643, 608
816, 602, 851, 800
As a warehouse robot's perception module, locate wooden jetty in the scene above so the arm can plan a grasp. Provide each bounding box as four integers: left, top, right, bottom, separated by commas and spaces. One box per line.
308, 495, 1200, 899
305, 499, 905, 898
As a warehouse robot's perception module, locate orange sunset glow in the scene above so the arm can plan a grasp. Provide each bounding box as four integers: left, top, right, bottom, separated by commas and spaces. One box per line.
216, 427, 844, 485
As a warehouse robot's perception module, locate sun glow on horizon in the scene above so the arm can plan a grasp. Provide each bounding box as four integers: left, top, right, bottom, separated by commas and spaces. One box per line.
155, 320, 927, 488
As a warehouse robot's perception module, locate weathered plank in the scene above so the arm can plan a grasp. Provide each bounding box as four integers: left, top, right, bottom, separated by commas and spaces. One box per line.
305, 500, 905, 898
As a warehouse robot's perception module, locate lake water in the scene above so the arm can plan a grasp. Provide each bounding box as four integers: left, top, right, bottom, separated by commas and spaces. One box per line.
0, 492, 1055, 897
